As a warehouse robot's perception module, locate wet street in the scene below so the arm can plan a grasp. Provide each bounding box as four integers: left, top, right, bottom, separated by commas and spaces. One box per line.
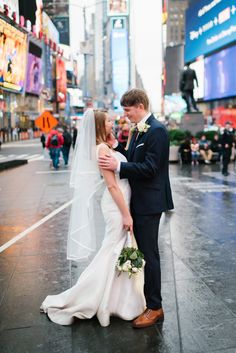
0, 141, 236, 353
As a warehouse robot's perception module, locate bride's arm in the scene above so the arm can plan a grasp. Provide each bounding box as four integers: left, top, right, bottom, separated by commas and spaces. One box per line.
98, 145, 133, 232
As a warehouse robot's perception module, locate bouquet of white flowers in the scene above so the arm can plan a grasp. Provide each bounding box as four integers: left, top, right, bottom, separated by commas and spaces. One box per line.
116, 232, 145, 278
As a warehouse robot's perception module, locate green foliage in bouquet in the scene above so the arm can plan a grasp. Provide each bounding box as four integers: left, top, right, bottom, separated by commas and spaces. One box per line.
116, 247, 145, 278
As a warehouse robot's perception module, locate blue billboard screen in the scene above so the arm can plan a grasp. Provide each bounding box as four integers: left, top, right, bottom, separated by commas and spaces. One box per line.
111, 25, 129, 112
185, 0, 236, 63
204, 44, 236, 100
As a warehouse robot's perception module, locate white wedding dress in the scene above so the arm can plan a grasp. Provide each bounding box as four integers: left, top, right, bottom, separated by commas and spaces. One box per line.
40, 147, 145, 327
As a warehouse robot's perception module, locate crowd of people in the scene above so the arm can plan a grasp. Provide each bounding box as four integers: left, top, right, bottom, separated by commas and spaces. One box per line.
179, 121, 235, 176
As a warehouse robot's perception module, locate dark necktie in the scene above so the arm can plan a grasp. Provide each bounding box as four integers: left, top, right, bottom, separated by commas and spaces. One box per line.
129, 127, 138, 157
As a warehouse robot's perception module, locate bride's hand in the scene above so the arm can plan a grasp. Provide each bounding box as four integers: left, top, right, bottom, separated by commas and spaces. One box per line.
123, 214, 133, 233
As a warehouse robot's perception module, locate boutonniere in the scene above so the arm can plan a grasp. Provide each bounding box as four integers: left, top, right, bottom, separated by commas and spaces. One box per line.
137, 122, 150, 134
130, 122, 150, 134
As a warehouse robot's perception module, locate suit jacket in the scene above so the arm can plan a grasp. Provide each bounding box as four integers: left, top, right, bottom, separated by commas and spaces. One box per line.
180, 68, 198, 91
115, 115, 174, 215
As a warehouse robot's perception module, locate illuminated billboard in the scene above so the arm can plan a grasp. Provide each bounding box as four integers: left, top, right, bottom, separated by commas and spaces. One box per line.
107, 0, 129, 17
185, 0, 236, 62
111, 18, 129, 111
0, 18, 27, 93
26, 53, 42, 95
204, 44, 236, 100
56, 57, 67, 103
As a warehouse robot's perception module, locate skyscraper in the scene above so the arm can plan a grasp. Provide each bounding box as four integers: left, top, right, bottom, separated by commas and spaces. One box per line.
166, 0, 189, 46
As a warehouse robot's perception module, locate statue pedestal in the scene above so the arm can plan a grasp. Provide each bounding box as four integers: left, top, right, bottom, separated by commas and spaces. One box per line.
180, 112, 205, 135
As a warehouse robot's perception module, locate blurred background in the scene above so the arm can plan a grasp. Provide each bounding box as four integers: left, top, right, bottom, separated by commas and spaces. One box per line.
0, 0, 236, 144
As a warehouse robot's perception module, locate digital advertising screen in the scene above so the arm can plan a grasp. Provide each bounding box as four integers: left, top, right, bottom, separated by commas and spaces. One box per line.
0, 18, 27, 92
56, 57, 67, 103
185, 0, 236, 63
111, 20, 129, 112
43, 43, 52, 92
107, 0, 129, 17
190, 58, 205, 100
26, 53, 42, 95
204, 44, 236, 100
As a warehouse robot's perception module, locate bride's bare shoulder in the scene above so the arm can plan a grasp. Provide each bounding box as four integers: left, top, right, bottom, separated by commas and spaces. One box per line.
97, 143, 111, 154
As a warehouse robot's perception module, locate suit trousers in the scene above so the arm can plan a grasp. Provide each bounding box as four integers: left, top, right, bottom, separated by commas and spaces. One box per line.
222, 149, 231, 174
132, 211, 162, 310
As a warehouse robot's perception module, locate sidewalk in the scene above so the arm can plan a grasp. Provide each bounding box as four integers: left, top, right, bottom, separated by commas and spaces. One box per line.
0, 162, 236, 353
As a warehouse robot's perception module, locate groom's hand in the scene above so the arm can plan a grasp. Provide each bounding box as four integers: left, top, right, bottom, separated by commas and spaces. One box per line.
98, 155, 118, 171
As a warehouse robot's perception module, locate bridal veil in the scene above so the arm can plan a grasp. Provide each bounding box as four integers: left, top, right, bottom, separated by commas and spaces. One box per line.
68, 109, 105, 262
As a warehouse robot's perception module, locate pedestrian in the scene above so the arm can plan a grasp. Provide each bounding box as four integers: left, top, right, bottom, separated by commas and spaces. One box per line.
46, 128, 64, 170
98, 88, 174, 328
117, 123, 130, 147
12, 128, 18, 141
221, 121, 234, 176
190, 137, 200, 165
199, 134, 213, 164
210, 133, 222, 162
179, 63, 199, 113
62, 127, 72, 166
72, 126, 78, 149
179, 138, 191, 164
40, 133, 46, 149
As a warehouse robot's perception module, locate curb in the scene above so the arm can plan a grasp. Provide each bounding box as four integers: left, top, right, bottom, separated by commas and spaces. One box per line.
0, 159, 28, 172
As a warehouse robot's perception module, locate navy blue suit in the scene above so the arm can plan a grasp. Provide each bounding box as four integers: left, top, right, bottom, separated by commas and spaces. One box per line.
116, 114, 174, 309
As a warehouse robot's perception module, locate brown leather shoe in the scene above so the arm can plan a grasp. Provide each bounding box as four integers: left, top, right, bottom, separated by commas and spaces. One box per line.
132, 308, 164, 328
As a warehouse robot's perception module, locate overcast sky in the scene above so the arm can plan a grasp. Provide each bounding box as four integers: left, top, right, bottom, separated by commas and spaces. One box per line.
131, 0, 162, 113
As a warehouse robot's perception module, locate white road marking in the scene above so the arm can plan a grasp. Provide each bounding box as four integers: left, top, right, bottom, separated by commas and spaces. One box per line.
2, 143, 41, 148
28, 156, 44, 162
0, 199, 73, 254
16, 154, 28, 159
35, 170, 70, 174
27, 154, 40, 159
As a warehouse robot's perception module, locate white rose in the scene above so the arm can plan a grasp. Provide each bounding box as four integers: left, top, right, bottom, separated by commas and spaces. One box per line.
122, 262, 128, 272
132, 267, 138, 273
137, 121, 145, 132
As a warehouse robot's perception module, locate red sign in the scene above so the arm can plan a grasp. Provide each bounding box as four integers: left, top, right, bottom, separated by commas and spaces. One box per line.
212, 107, 236, 128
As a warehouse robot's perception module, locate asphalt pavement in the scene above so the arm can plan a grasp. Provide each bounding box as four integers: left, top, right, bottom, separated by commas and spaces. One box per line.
0, 140, 236, 353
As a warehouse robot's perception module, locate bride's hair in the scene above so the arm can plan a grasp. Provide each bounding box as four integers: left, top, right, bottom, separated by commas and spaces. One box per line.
94, 110, 108, 145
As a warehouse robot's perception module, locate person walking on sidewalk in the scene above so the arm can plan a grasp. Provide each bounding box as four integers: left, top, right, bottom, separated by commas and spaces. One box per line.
40, 133, 46, 149
221, 121, 234, 176
46, 128, 64, 170
61, 127, 72, 166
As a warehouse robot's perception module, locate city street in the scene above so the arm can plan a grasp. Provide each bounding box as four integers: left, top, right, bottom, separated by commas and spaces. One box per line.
0, 141, 236, 353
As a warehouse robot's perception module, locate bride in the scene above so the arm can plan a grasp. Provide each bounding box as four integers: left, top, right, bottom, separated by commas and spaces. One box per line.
40, 109, 145, 327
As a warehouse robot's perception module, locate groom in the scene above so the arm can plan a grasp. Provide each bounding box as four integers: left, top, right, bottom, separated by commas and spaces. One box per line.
99, 89, 174, 328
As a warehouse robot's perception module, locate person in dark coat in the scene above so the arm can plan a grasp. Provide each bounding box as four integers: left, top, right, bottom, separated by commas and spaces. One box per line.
72, 126, 78, 149
98, 89, 174, 328
221, 122, 234, 176
62, 127, 72, 165
180, 64, 199, 113
40, 133, 46, 149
